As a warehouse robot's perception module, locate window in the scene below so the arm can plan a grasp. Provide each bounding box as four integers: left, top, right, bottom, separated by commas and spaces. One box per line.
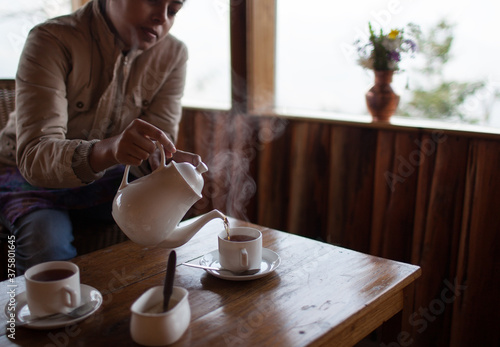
0, 0, 72, 78
275, 0, 500, 127
169, 0, 231, 109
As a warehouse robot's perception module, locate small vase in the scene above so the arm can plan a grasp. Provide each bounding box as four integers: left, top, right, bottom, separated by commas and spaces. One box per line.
365, 70, 400, 121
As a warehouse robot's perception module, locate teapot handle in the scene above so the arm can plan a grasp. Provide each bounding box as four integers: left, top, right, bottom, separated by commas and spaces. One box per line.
118, 141, 166, 190
196, 162, 208, 174
118, 165, 131, 190
157, 141, 166, 167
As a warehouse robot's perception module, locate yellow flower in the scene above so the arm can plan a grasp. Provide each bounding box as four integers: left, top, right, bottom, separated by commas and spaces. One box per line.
388, 29, 400, 39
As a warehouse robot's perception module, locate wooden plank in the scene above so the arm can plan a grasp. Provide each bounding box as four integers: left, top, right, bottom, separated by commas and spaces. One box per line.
246, 0, 277, 113
451, 139, 500, 347
256, 116, 291, 230
287, 121, 330, 239
411, 133, 468, 346
371, 130, 419, 263
227, 113, 259, 220
328, 126, 377, 252
199, 110, 232, 216
72, 0, 90, 10
230, 0, 248, 112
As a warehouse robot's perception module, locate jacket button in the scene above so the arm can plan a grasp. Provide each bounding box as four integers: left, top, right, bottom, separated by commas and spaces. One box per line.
142, 100, 149, 107
76, 101, 84, 109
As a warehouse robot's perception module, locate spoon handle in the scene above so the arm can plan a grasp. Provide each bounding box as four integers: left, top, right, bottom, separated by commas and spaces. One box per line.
16, 312, 66, 327
181, 263, 220, 271
17, 301, 96, 327
180, 262, 260, 275
163, 250, 176, 312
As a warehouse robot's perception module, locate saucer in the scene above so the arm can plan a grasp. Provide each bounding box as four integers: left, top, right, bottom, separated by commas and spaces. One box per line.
5, 284, 103, 330
199, 248, 280, 281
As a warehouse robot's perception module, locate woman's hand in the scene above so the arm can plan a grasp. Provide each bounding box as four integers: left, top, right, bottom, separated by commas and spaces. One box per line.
89, 119, 177, 172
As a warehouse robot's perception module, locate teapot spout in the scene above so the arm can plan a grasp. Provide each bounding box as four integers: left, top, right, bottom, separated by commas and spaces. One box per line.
157, 210, 226, 248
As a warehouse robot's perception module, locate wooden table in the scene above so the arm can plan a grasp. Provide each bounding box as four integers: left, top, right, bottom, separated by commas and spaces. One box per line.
0, 218, 421, 346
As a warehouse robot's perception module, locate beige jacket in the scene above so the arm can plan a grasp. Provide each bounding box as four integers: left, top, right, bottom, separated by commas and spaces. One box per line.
0, 0, 187, 188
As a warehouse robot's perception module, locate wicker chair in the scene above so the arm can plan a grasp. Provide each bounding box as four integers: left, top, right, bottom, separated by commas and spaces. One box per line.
0, 80, 16, 279
0, 79, 127, 279
0, 79, 15, 128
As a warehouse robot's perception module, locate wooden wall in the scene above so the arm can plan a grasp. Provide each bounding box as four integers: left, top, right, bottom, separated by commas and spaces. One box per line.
178, 108, 500, 347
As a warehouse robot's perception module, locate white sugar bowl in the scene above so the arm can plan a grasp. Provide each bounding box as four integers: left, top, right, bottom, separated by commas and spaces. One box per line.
130, 286, 190, 346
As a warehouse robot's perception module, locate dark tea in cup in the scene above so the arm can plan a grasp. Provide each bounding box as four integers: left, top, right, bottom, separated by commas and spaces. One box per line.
224, 235, 255, 242
30, 269, 75, 282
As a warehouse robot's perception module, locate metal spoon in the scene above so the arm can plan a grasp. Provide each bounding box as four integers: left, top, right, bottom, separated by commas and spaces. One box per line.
181, 262, 260, 276
18, 301, 97, 327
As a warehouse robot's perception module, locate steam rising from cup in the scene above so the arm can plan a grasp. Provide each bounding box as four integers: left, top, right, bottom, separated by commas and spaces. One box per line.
196, 111, 288, 221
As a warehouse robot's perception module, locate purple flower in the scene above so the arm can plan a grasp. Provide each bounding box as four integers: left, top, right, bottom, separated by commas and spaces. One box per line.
403, 39, 418, 52
388, 51, 401, 62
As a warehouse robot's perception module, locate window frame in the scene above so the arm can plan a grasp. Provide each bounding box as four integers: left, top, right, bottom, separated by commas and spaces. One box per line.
72, 0, 89, 10
230, 0, 276, 115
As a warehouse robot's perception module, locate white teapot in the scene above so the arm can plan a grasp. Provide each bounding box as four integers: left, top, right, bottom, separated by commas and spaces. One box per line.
112, 143, 225, 248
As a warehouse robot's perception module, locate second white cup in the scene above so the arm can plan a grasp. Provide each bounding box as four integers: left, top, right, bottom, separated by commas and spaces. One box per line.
218, 227, 262, 273
25, 261, 81, 318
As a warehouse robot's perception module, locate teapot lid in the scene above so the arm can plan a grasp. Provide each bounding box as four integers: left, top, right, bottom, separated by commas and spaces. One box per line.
173, 161, 208, 195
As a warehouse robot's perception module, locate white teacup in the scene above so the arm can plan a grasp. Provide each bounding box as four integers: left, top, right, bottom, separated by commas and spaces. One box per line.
218, 227, 262, 273
130, 286, 190, 346
25, 261, 81, 318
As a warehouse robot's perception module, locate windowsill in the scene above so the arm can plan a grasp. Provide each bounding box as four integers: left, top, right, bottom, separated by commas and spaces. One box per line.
273, 107, 500, 140
182, 103, 500, 141
181, 99, 231, 112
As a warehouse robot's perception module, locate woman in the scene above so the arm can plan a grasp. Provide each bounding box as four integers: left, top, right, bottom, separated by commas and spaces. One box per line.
0, 0, 198, 274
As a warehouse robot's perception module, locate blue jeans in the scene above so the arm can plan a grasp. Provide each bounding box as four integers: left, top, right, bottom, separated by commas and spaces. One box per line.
1, 203, 114, 275
0, 166, 124, 275
1, 209, 77, 275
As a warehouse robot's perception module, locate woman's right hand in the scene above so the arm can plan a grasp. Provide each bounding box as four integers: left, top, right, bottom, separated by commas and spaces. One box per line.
89, 119, 177, 172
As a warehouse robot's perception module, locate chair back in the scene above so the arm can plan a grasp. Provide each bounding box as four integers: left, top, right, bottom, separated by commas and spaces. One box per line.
0, 79, 15, 130
0, 80, 15, 271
